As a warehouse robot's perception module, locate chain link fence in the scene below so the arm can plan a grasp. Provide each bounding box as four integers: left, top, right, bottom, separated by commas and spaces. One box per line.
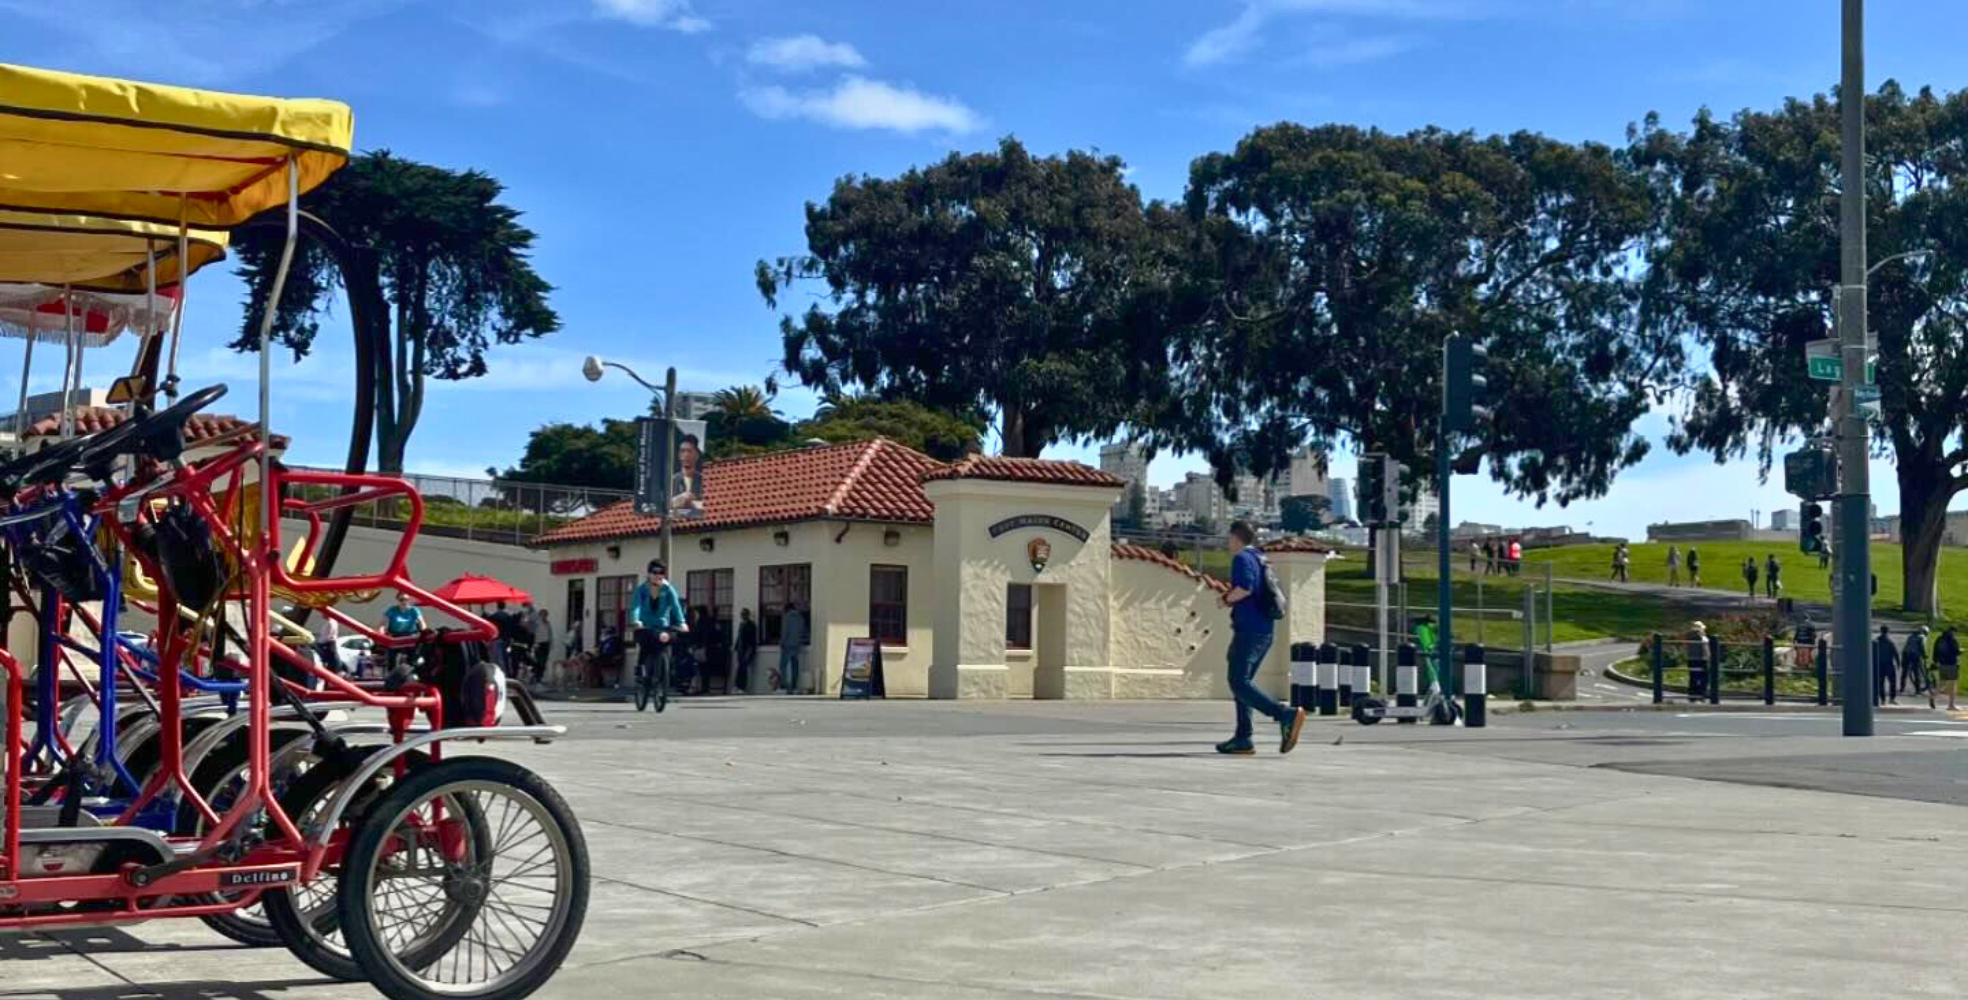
285, 466, 631, 546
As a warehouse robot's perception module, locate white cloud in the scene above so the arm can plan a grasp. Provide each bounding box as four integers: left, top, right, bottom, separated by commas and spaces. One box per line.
592, 0, 710, 33
1184, 0, 1478, 68
746, 34, 868, 73
741, 76, 981, 134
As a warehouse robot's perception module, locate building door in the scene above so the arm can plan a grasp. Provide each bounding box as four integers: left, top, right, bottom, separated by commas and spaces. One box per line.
596, 574, 634, 644
1034, 584, 1069, 699
564, 579, 587, 653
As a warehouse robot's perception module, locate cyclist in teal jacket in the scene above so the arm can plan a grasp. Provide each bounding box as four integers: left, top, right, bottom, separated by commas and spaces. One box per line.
630, 559, 688, 690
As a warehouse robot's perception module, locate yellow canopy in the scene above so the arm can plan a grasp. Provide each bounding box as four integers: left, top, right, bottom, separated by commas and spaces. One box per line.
0, 63, 353, 227
0, 210, 227, 291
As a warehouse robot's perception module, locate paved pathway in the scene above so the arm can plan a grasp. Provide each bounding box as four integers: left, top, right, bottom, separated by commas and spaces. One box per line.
3, 699, 1965, 999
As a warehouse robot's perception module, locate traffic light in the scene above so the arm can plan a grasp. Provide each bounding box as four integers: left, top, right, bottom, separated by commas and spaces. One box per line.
1800, 501, 1826, 555
1443, 333, 1493, 434
1358, 454, 1388, 525
1356, 454, 1402, 526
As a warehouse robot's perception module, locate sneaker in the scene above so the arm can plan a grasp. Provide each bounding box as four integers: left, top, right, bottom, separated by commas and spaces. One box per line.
1215, 738, 1255, 755
1279, 707, 1308, 755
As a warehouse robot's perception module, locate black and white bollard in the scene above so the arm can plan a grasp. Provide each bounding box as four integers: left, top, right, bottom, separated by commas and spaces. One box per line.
1396, 642, 1419, 723
1463, 643, 1487, 728
1337, 645, 1354, 709
1351, 644, 1372, 702
1289, 642, 1316, 711
1317, 642, 1339, 716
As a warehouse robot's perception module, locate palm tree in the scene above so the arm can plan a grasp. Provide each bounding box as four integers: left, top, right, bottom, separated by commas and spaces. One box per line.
713, 385, 776, 421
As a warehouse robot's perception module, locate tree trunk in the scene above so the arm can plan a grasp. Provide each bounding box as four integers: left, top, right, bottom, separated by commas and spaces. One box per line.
1897, 460, 1952, 616
1000, 406, 1030, 458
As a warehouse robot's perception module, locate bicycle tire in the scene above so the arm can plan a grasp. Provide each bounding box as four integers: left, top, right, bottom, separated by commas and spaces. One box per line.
654, 648, 670, 714
633, 661, 650, 712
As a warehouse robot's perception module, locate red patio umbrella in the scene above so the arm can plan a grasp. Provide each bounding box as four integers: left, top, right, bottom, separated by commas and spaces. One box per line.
423, 573, 533, 606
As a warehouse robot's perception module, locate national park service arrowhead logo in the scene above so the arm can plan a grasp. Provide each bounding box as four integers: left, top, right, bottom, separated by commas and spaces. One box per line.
1027, 537, 1052, 573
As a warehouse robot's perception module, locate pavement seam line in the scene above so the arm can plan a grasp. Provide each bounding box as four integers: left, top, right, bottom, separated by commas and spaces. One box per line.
643, 949, 1171, 1000
591, 873, 822, 927
26, 930, 138, 986
582, 815, 1018, 897
555, 774, 1163, 873
553, 769, 1288, 852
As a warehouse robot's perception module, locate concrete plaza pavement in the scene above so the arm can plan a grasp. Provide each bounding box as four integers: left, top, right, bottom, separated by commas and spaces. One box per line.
3, 698, 1965, 999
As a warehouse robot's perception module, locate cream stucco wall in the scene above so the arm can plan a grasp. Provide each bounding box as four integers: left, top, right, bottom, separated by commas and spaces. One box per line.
1100, 550, 1326, 701
923, 479, 1122, 700
541, 519, 934, 696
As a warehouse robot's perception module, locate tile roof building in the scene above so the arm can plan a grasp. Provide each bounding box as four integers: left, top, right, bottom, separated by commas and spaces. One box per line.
533, 438, 1329, 701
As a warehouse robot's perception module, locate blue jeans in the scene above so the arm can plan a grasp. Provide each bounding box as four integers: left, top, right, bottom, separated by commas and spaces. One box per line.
779, 646, 802, 692
1228, 629, 1288, 740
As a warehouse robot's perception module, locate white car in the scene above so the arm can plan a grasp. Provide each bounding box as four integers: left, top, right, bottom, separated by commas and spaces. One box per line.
331, 635, 376, 676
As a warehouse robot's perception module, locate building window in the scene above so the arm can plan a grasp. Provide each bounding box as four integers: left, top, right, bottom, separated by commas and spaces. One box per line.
596, 574, 635, 640
759, 563, 811, 645
869, 565, 908, 646
1006, 583, 1033, 651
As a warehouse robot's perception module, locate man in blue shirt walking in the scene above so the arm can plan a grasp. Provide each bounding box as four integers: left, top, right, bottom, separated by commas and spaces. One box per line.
1218, 521, 1308, 755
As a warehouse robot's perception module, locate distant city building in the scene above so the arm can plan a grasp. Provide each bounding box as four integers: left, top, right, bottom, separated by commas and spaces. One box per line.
1770, 509, 1796, 531
1452, 521, 1505, 540
1100, 442, 1152, 519
1288, 448, 1328, 500
1403, 485, 1441, 536
1174, 472, 1228, 528
1327, 477, 1352, 522
671, 391, 720, 421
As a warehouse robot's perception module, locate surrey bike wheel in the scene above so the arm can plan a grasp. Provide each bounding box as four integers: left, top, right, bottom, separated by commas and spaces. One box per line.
263, 747, 446, 982
182, 728, 311, 948
341, 757, 590, 1000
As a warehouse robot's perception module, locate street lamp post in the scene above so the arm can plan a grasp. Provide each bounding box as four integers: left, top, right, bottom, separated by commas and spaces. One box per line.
1835, 0, 1872, 737
583, 356, 678, 569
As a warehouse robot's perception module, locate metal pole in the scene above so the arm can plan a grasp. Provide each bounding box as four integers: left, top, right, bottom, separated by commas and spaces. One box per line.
1523, 584, 1535, 696
1544, 563, 1554, 652
1837, 0, 1874, 736
1437, 414, 1454, 705
659, 367, 677, 571
1376, 526, 1391, 696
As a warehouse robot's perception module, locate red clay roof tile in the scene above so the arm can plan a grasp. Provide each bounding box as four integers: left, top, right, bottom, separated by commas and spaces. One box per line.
1111, 543, 1230, 593
533, 438, 943, 547
919, 454, 1124, 488
23, 406, 289, 449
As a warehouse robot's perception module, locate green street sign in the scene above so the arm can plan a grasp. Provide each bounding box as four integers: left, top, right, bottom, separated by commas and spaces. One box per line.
1804, 339, 1876, 383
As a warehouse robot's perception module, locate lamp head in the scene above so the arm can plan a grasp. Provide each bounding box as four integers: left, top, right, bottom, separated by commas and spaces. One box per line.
581, 355, 605, 382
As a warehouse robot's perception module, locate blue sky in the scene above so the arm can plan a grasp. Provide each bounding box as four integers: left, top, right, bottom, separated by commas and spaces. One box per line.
0, 0, 1962, 537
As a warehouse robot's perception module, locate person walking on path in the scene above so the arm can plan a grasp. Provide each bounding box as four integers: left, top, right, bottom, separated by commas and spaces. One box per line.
779, 601, 808, 694
1666, 545, 1681, 587
1483, 540, 1497, 575
1819, 542, 1832, 571
1216, 521, 1308, 756
1874, 625, 1901, 706
1901, 626, 1929, 700
1615, 543, 1630, 583
1934, 626, 1960, 711
531, 609, 554, 685
1508, 537, 1523, 576
1764, 555, 1781, 599
737, 609, 759, 693
1742, 557, 1759, 600
1686, 547, 1702, 588
1686, 621, 1710, 703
